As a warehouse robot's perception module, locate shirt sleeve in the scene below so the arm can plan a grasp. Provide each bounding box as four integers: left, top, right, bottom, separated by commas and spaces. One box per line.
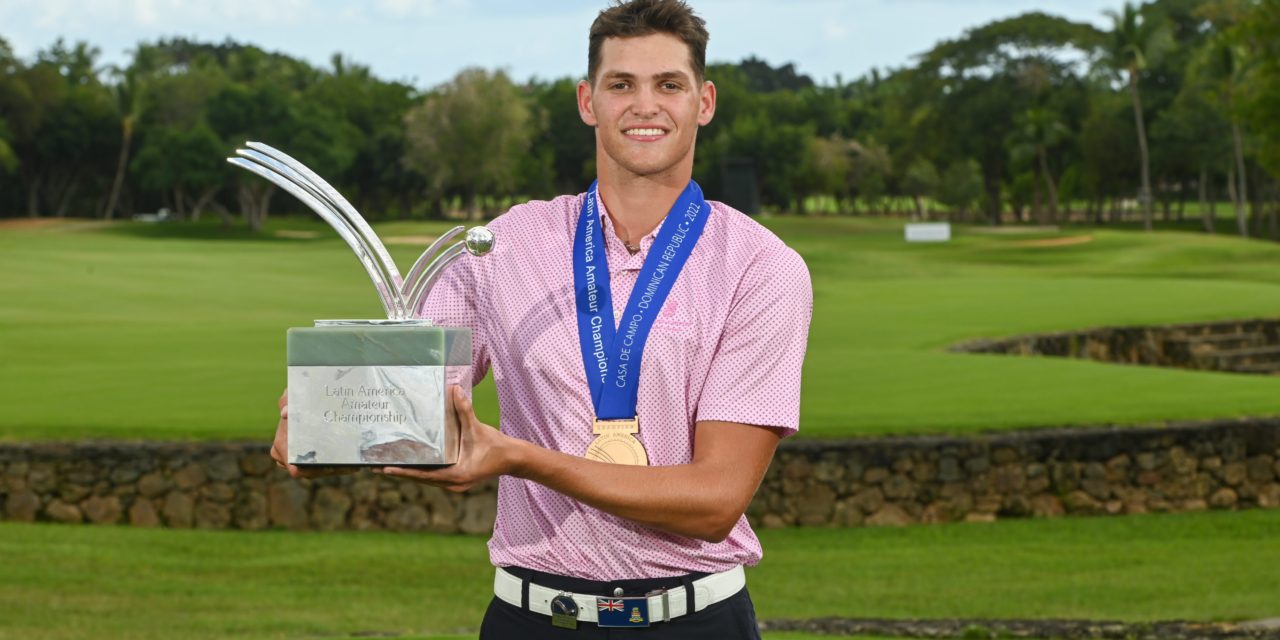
419, 257, 491, 387
695, 245, 813, 436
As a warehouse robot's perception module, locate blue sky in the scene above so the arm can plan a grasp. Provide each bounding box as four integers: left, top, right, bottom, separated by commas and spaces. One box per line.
1, 0, 1122, 87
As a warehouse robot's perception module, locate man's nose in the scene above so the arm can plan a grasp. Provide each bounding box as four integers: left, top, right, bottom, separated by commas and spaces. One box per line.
630, 87, 661, 118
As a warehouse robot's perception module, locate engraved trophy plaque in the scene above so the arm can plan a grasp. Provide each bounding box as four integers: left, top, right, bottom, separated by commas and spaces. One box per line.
227, 141, 493, 466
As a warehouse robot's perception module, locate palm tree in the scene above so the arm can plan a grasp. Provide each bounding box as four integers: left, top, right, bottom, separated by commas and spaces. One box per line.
1104, 3, 1173, 232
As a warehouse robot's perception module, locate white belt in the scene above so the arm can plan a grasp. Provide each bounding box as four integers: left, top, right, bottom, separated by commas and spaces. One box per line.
494, 565, 746, 624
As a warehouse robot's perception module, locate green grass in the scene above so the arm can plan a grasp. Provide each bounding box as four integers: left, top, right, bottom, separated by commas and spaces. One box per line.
0, 509, 1273, 638
3, 216, 1280, 440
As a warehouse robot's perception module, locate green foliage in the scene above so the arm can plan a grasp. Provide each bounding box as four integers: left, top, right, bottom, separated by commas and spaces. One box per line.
2, 4, 1280, 224
403, 68, 538, 216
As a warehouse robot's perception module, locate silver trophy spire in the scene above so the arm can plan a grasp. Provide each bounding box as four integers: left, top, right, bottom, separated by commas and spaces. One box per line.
227, 142, 494, 319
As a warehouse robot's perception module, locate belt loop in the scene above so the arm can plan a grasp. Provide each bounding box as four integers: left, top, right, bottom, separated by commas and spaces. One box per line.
680, 574, 696, 615
521, 573, 531, 611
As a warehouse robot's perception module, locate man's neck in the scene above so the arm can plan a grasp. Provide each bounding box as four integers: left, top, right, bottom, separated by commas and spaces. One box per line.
597, 168, 690, 248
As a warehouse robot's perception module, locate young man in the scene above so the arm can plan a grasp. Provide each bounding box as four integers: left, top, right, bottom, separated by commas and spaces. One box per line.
272, 0, 811, 636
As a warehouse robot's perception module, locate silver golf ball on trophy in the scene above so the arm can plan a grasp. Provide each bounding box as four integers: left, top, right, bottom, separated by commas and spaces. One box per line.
228, 142, 493, 466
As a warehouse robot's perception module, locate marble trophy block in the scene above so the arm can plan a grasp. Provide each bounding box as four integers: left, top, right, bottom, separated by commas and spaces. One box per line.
287, 324, 472, 466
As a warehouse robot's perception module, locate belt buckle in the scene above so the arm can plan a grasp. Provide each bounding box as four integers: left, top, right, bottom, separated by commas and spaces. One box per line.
595, 595, 650, 628
550, 593, 578, 630
646, 588, 671, 622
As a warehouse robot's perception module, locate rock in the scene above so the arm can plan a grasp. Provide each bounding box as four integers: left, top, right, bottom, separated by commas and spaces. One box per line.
458, 495, 496, 535
813, 459, 844, 483
910, 461, 936, 483
851, 487, 884, 514
1029, 494, 1064, 518
937, 457, 962, 483
865, 504, 913, 527
1062, 490, 1103, 514
59, 484, 91, 503
992, 447, 1019, 465
1181, 498, 1208, 512
1168, 447, 1196, 475
377, 490, 402, 509
991, 465, 1025, 494
240, 452, 276, 477
28, 464, 57, 493
234, 492, 269, 530
171, 464, 207, 491
1136, 452, 1158, 471
1081, 478, 1110, 501
1247, 455, 1275, 483
783, 457, 812, 481
268, 482, 310, 530
311, 486, 352, 531
386, 505, 430, 532
964, 512, 997, 523
1050, 463, 1080, 492
205, 454, 241, 483
1256, 483, 1280, 508
4, 491, 40, 522
46, 499, 83, 524
195, 501, 232, 529
1221, 462, 1247, 486
1201, 456, 1223, 471
423, 487, 458, 533
882, 475, 914, 500
963, 456, 989, 474
108, 466, 141, 484
1137, 470, 1162, 486
832, 500, 864, 527
761, 513, 787, 529
862, 467, 889, 484
162, 492, 194, 528
1082, 462, 1107, 480
82, 495, 122, 525
1104, 499, 1125, 514
1209, 487, 1238, 509
137, 472, 171, 498
796, 484, 836, 526
201, 483, 236, 504
129, 499, 160, 527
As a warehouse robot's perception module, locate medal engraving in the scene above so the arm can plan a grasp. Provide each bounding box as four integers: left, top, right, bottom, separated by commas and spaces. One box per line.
585, 433, 649, 466
592, 417, 639, 435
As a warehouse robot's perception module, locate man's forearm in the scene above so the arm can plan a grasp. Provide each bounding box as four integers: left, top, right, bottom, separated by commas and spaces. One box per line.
503, 420, 779, 542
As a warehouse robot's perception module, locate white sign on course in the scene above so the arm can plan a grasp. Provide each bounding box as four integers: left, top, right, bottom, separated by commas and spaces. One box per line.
904, 223, 951, 243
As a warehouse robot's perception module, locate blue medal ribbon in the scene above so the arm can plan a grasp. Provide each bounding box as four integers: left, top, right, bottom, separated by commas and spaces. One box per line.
573, 180, 709, 420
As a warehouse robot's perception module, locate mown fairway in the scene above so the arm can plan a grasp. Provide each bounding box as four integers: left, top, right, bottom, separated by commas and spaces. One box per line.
3, 216, 1280, 440
0, 509, 1274, 639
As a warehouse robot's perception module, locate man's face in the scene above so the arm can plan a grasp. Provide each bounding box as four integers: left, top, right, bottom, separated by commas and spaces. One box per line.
578, 32, 716, 180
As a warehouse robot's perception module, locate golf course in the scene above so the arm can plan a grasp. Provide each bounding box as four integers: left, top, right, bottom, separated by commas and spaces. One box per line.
2, 215, 1279, 638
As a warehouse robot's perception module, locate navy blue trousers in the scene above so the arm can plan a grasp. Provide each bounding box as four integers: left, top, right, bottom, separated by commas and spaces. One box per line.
478, 567, 762, 639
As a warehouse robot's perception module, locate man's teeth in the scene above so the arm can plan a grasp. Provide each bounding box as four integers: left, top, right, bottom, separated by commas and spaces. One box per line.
625, 128, 665, 136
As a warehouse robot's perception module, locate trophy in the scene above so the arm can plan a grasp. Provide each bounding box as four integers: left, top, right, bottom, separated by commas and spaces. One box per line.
227, 141, 493, 466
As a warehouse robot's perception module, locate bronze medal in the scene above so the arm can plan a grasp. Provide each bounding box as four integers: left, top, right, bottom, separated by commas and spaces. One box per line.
586, 417, 649, 466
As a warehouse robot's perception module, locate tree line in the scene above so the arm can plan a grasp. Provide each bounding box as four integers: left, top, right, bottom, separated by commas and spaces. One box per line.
1, 0, 1279, 236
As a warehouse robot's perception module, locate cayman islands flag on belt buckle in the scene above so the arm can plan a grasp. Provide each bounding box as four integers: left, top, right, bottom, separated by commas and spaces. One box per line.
596, 596, 649, 627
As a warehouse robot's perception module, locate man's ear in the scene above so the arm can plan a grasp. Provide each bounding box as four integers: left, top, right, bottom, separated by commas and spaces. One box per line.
577, 79, 598, 127
697, 80, 716, 126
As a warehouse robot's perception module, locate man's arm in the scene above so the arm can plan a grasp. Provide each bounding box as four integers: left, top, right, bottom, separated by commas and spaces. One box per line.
377, 387, 782, 543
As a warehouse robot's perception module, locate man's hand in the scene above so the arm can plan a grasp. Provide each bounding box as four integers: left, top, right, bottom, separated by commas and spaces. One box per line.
374, 386, 519, 491
271, 388, 357, 479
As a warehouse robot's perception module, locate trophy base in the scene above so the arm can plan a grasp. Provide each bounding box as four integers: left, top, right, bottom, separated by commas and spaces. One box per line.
286, 321, 471, 466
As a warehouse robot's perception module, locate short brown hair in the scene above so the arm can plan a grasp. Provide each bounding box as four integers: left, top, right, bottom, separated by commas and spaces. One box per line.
587, 0, 709, 85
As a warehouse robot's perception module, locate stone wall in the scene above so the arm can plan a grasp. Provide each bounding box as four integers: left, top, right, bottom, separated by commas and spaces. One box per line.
2, 418, 1279, 531
950, 318, 1280, 375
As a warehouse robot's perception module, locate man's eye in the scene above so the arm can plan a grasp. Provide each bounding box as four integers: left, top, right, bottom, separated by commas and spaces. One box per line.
662, 83, 680, 91
611, 82, 629, 90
